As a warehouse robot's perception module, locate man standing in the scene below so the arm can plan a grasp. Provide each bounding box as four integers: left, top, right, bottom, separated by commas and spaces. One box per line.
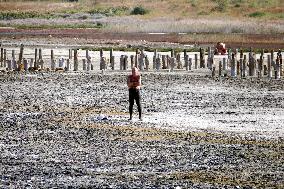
127, 67, 142, 121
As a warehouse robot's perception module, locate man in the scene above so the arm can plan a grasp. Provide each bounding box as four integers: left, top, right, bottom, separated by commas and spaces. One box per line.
127, 67, 142, 121
214, 42, 227, 55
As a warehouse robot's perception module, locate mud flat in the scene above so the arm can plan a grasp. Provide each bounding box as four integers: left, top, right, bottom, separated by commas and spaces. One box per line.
0, 71, 283, 188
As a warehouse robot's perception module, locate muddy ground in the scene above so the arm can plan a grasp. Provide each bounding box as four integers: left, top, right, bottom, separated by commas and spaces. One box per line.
0, 71, 283, 188
1, 28, 284, 49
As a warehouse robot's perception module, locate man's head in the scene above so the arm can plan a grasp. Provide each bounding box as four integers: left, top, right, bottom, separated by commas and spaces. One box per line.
132, 67, 139, 76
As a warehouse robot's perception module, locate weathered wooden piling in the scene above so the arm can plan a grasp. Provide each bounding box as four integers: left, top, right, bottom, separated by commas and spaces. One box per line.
277, 50, 282, 77
120, 55, 124, 70
124, 55, 128, 70
231, 53, 237, 77
110, 56, 115, 70
0, 48, 3, 67
153, 49, 157, 69
18, 44, 24, 70
242, 55, 247, 78
29, 58, 33, 69
170, 57, 176, 72
275, 57, 281, 79
189, 58, 192, 71
7, 60, 12, 70
248, 49, 256, 77
156, 56, 161, 71
267, 55, 272, 78
23, 59, 28, 71
200, 48, 205, 68
83, 59, 86, 71
139, 50, 145, 71
218, 61, 222, 77
177, 53, 182, 69
130, 55, 134, 69
162, 55, 166, 69
3, 49, 6, 68
66, 59, 71, 71
69, 49, 72, 59
222, 58, 227, 71
171, 49, 174, 58
34, 48, 38, 68
194, 54, 198, 69
51, 50, 55, 70
100, 49, 103, 58
145, 56, 149, 71
258, 50, 264, 78
74, 49, 78, 71
207, 47, 212, 69
100, 57, 107, 70
185, 55, 189, 71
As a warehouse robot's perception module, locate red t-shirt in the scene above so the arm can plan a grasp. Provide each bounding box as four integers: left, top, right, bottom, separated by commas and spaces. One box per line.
128, 75, 140, 88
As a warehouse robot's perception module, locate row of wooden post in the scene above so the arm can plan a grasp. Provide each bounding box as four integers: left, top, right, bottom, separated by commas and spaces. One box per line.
0, 45, 282, 79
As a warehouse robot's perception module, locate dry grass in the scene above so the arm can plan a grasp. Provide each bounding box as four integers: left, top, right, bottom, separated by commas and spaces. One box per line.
1, 0, 283, 19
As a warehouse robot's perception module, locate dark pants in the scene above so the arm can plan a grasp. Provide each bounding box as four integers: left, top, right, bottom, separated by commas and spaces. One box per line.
129, 88, 142, 119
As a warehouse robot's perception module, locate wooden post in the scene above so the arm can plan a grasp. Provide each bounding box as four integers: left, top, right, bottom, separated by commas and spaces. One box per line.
29, 58, 33, 69
110, 48, 113, 62
276, 57, 281, 79
207, 47, 211, 69
248, 50, 255, 77
51, 49, 55, 70
153, 49, 157, 70
218, 61, 222, 77
100, 49, 103, 58
139, 50, 145, 71
171, 49, 174, 58
242, 55, 247, 78
228, 49, 232, 62
82, 59, 86, 71
110, 56, 115, 70
267, 55, 272, 78
166, 55, 170, 69
66, 59, 71, 71
7, 60, 12, 71
200, 48, 205, 68
3, 49, 6, 68
170, 57, 176, 72
145, 55, 149, 71
74, 49, 78, 71
271, 50, 275, 69
100, 57, 107, 70
231, 53, 236, 77
124, 55, 128, 70
189, 58, 192, 71
34, 48, 38, 68
23, 59, 28, 71
69, 49, 72, 59
156, 56, 161, 71
130, 55, 134, 69
120, 55, 124, 70
12, 50, 16, 70
222, 58, 227, 70
277, 50, 282, 77
162, 55, 166, 69
18, 44, 24, 71
194, 54, 198, 69
183, 49, 187, 61
177, 53, 182, 69
135, 54, 138, 68
185, 55, 189, 71
0, 48, 3, 67
258, 49, 264, 78
39, 48, 42, 64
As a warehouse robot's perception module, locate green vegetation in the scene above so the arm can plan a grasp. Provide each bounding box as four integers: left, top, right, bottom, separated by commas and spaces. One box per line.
8, 23, 104, 29
88, 6, 129, 16
248, 11, 266, 17
130, 6, 149, 15
0, 11, 56, 20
